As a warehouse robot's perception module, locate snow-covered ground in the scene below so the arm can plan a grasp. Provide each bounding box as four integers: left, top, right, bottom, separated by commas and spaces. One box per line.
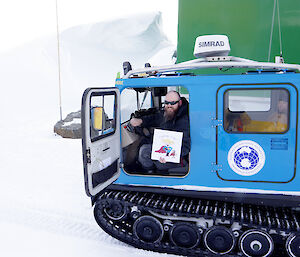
0, 13, 176, 257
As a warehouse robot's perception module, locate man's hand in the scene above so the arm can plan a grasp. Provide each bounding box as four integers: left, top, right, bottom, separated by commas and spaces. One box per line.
130, 117, 143, 127
159, 157, 166, 163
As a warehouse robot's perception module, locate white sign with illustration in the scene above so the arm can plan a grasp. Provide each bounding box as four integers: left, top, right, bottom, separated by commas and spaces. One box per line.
227, 140, 266, 176
151, 129, 183, 164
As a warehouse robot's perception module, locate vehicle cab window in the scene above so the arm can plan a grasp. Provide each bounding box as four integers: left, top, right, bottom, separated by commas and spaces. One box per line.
121, 86, 190, 177
224, 88, 289, 133
90, 93, 116, 141
121, 89, 152, 123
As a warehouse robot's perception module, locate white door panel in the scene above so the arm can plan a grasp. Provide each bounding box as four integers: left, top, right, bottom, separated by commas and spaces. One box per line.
82, 87, 120, 196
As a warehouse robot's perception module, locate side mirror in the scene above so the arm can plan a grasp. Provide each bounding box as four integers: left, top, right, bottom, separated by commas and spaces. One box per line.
92, 107, 103, 130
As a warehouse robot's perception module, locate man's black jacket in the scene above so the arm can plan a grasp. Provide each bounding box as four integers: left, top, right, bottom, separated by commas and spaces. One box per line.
140, 98, 190, 157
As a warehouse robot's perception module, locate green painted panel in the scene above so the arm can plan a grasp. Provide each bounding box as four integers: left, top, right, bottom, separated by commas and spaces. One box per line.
177, 0, 300, 73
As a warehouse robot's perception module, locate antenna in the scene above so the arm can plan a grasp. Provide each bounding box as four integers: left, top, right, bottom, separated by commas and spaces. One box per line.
268, 0, 284, 63
56, 0, 63, 121
277, 0, 283, 57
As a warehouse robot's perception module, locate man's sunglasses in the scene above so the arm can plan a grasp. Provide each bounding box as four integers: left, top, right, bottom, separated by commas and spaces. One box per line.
164, 100, 180, 106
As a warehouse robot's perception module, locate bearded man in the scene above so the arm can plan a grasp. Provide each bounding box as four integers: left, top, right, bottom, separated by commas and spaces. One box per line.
129, 91, 190, 172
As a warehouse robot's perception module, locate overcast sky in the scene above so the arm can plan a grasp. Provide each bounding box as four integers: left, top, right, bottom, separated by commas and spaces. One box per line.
0, 0, 178, 54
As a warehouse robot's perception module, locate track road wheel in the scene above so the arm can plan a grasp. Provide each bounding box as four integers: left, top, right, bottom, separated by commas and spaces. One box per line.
103, 200, 127, 221
133, 216, 163, 243
239, 229, 274, 257
170, 223, 200, 249
203, 226, 235, 255
286, 233, 300, 257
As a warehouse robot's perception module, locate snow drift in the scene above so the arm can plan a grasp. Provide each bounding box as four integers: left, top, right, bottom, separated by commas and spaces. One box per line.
0, 12, 176, 257
0, 12, 175, 118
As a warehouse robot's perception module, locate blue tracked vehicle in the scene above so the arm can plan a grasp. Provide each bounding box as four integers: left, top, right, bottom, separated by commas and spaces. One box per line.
81, 36, 300, 256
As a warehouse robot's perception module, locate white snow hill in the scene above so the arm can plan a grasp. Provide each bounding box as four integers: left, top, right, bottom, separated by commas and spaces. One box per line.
0, 12, 176, 257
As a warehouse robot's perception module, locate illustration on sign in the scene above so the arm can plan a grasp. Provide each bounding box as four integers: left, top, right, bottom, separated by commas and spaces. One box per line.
151, 129, 183, 163
227, 140, 266, 176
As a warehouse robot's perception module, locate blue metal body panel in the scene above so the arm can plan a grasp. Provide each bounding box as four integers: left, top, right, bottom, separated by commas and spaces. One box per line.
115, 72, 300, 194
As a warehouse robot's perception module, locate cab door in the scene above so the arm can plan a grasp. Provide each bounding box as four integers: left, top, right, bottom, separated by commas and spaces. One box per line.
82, 88, 120, 196
216, 83, 297, 183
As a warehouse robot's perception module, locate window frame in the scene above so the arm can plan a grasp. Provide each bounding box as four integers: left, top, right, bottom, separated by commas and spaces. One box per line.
120, 85, 191, 178
223, 87, 290, 134
90, 91, 117, 142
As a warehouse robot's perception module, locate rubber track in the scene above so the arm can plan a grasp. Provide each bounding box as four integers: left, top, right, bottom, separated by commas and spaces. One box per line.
94, 189, 300, 257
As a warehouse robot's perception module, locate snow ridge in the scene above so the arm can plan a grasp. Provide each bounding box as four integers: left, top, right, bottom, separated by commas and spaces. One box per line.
0, 12, 174, 116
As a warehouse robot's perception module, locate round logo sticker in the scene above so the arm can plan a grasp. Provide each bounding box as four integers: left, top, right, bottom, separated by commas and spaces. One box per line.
227, 140, 265, 176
